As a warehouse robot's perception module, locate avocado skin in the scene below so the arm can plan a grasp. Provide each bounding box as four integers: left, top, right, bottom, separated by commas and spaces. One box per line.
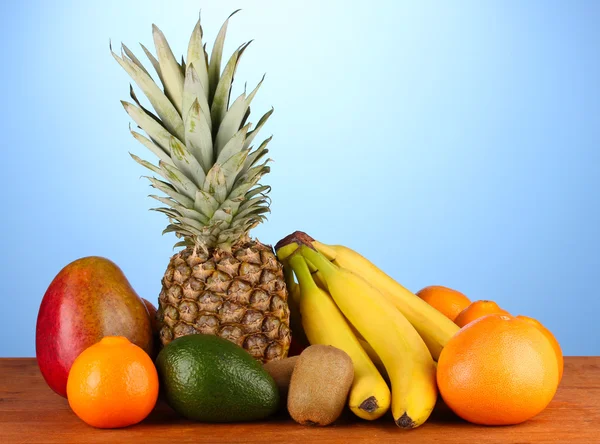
156, 334, 280, 422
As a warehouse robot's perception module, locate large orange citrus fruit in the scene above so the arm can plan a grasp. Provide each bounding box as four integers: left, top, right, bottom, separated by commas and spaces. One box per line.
454, 300, 510, 328
67, 336, 159, 428
416, 285, 471, 321
437, 314, 559, 425
516, 315, 563, 383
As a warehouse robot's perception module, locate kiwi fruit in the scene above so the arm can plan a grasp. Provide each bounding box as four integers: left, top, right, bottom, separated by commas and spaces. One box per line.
287, 345, 354, 426
263, 356, 299, 401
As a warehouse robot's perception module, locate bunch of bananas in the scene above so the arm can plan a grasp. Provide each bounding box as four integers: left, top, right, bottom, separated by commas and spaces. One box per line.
275, 231, 460, 429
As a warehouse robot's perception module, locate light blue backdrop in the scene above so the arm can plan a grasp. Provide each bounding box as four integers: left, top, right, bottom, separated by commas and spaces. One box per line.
2, 1, 598, 356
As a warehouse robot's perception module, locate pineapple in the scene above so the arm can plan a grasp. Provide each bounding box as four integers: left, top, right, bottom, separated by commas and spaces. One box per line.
112, 12, 290, 362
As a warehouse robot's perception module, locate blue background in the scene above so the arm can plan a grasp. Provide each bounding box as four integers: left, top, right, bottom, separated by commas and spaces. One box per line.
2, 1, 598, 356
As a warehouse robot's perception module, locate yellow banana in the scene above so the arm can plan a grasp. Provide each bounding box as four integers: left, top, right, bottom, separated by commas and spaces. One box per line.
357, 338, 388, 382
288, 253, 390, 420
300, 245, 437, 429
283, 264, 309, 349
310, 268, 328, 291
345, 321, 389, 381
276, 240, 327, 290
284, 263, 300, 305
312, 240, 459, 360
276, 241, 300, 263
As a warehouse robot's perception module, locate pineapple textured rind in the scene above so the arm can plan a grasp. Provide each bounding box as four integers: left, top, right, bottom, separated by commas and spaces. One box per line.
158, 238, 290, 361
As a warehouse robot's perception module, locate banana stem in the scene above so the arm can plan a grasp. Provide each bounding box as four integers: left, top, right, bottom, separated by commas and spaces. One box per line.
312, 241, 338, 261
283, 264, 295, 286
304, 258, 318, 273
283, 265, 300, 305
288, 255, 319, 292
276, 242, 300, 262
299, 245, 338, 279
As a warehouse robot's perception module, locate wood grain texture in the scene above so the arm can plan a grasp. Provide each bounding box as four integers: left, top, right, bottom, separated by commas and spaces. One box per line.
0, 357, 598, 443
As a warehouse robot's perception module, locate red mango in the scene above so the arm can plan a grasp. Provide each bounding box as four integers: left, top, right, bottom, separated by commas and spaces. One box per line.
36, 256, 153, 397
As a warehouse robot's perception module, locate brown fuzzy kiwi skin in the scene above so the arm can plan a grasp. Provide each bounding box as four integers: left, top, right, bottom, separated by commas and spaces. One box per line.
263, 356, 300, 402
287, 345, 354, 426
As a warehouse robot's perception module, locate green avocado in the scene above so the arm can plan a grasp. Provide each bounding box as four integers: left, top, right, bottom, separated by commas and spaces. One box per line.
156, 334, 279, 422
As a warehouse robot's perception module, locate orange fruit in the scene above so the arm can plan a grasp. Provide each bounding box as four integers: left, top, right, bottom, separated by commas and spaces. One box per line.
437, 314, 559, 425
454, 300, 510, 328
67, 336, 159, 428
516, 315, 563, 383
416, 285, 471, 321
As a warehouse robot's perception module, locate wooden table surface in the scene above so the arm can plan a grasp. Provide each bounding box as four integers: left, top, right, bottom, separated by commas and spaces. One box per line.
0, 357, 598, 443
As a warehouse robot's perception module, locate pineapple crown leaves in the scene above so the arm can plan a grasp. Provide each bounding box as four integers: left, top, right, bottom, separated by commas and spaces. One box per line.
112, 11, 273, 250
